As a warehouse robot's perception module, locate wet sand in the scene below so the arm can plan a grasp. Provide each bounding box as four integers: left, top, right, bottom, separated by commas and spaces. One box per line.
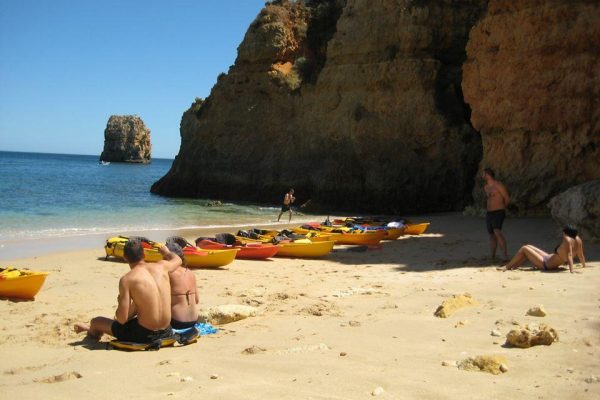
1, 213, 598, 399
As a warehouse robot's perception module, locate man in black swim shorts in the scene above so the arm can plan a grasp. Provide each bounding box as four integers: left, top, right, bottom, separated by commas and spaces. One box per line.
482, 168, 510, 260
112, 317, 173, 343
277, 188, 295, 222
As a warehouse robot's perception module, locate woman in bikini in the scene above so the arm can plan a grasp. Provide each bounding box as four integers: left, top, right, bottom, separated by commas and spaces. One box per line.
166, 243, 199, 329
498, 226, 586, 273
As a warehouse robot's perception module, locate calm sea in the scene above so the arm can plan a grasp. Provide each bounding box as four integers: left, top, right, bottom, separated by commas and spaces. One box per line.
0, 151, 286, 256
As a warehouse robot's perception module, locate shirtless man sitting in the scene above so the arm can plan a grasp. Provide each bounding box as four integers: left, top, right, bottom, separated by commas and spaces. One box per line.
483, 168, 510, 260
165, 243, 199, 330
74, 240, 182, 343
498, 225, 586, 273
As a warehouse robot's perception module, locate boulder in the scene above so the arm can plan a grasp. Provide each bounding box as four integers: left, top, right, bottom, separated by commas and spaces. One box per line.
198, 304, 257, 325
549, 180, 600, 242
463, 0, 600, 213
434, 293, 479, 318
505, 323, 558, 348
100, 115, 151, 163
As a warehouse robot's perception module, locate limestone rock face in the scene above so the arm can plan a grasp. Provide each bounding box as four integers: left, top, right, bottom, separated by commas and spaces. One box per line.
100, 115, 151, 163
151, 0, 485, 213
463, 0, 600, 213
549, 180, 600, 242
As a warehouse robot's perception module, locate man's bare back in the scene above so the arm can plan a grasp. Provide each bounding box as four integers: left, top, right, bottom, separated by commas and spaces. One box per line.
119, 262, 172, 330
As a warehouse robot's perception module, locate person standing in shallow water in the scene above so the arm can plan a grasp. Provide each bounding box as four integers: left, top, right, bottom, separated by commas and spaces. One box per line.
277, 188, 295, 222
483, 168, 510, 260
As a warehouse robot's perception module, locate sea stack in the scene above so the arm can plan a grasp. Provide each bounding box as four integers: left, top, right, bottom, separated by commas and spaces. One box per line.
99, 115, 151, 163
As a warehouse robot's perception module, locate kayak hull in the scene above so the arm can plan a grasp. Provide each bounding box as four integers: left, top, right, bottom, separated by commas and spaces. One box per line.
197, 240, 280, 259
0, 270, 49, 299
404, 223, 430, 235
275, 240, 334, 258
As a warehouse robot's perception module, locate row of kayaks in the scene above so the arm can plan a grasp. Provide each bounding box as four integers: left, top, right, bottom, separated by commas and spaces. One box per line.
103, 218, 430, 269
0, 218, 429, 300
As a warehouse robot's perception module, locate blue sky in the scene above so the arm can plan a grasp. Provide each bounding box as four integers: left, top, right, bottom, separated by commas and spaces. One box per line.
0, 1, 265, 159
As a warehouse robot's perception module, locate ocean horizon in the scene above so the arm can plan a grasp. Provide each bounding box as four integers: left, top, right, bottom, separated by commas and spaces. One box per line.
0, 150, 308, 259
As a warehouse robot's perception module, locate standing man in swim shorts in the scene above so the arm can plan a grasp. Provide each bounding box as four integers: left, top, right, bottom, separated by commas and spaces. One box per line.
74, 240, 182, 343
483, 168, 510, 260
277, 188, 295, 222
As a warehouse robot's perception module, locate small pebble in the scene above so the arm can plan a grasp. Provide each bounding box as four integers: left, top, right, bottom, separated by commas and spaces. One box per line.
567, 368, 574, 373
491, 329, 502, 337
210, 374, 219, 380
167, 392, 174, 396
441, 360, 457, 367
499, 363, 508, 373
372, 386, 385, 396
340, 352, 347, 357
180, 376, 193, 382
349, 320, 361, 327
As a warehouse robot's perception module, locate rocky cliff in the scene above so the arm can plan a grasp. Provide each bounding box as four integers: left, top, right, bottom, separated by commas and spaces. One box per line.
463, 0, 600, 213
151, 0, 486, 213
100, 115, 151, 163
152, 0, 599, 215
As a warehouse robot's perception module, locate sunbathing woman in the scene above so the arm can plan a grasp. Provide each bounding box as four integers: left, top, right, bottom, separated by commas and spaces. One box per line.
498, 225, 586, 273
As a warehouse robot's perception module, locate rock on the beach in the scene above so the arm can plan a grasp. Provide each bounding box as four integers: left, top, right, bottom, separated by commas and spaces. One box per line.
198, 305, 257, 325
242, 345, 266, 355
434, 293, 479, 318
527, 306, 547, 317
506, 324, 558, 348
371, 386, 385, 396
491, 329, 502, 337
458, 355, 508, 375
99, 115, 151, 163
549, 180, 600, 242
442, 360, 457, 367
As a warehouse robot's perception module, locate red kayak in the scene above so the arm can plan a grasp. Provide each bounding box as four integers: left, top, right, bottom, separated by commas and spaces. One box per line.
196, 239, 280, 260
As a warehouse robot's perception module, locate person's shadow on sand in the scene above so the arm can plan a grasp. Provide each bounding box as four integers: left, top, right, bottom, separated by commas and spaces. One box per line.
68, 335, 109, 351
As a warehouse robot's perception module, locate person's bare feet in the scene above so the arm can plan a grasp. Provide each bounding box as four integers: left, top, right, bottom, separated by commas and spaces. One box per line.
73, 323, 89, 334
496, 265, 511, 272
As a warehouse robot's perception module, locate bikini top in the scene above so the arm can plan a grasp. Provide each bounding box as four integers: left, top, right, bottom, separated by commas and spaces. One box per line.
172, 289, 196, 305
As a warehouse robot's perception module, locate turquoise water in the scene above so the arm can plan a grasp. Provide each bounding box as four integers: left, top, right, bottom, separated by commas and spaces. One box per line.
0, 151, 283, 244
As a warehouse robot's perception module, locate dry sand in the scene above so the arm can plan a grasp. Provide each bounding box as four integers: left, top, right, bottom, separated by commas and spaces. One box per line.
1, 214, 599, 399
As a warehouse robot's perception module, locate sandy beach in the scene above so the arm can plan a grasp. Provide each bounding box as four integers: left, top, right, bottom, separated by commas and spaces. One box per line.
1, 213, 598, 399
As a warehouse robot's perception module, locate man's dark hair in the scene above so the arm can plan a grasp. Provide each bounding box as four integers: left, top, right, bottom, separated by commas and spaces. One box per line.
166, 242, 185, 266
483, 168, 495, 178
563, 225, 578, 239
124, 239, 145, 263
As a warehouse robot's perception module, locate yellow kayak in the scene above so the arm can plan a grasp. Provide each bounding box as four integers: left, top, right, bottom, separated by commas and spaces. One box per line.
275, 240, 334, 258
404, 223, 430, 235
104, 236, 238, 269
0, 268, 49, 299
